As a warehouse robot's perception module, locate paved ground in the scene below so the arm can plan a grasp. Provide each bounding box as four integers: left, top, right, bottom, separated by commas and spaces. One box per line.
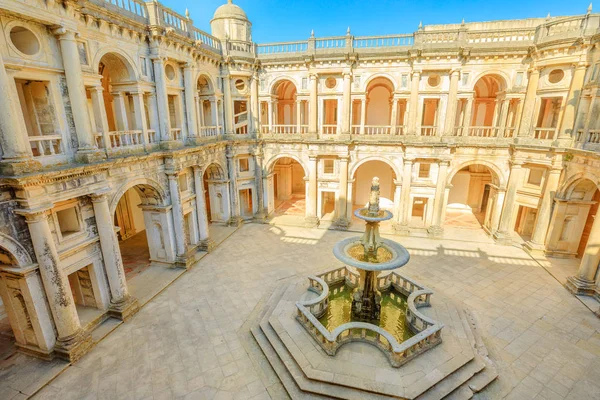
27, 223, 600, 399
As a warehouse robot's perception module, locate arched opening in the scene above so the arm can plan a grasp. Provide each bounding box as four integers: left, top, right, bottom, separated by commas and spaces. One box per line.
351, 160, 396, 228
353, 77, 405, 135
446, 164, 498, 230
0, 248, 25, 359
547, 178, 600, 258
270, 157, 306, 216
262, 79, 307, 134
113, 183, 167, 281
203, 164, 230, 224
196, 75, 219, 136
90, 53, 153, 147
459, 74, 513, 137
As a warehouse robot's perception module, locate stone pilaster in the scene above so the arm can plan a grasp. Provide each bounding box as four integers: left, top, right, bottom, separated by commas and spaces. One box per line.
90, 191, 139, 320
192, 166, 215, 252
444, 70, 460, 135
427, 160, 450, 237
17, 207, 92, 362
183, 63, 198, 138
90, 86, 111, 150
305, 155, 319, 227
251, 72, 260, 135
167, 172, 188, 260
341, 72, 352, 135
0, 53, 40, 174
54, 27, 104, 163
334, 156, 350, 229
517, 68, 540, 138
151, 57, 173, 144
566, 209, 600, 295
222, 74, 234, 134
494, 160, 524, 244
524, 168, 562, 255
226, 146, 243, 226
309, 73, 318, 135
394, 158, 413, 234
556, 62, 588, 147
253, 148, 267, 222
407, 71, 420, 135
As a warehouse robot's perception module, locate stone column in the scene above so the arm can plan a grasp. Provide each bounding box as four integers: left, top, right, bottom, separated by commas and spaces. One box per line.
309, 73, 318, 134
18, 208, 92, 361
462, 97, 474, 135
360, 98, 367, 135
497, 99, 510, 137
335, 156, 350, 228
251, 72, 260, 135
254, 149, 266, 220
147, 92, 160, 142
226, 146, 242, 226
267, 99, 274, 133
54, 28, 102, 162
517, 68, 540, 137
210, 98, 219, 132
131, 91, 149, 144
566, 211, 600, 295
151, 57, 172, 141
395, 158, 413, 234
407, 71, 420, 134
90, 86, 111, 149
90, 192, 139, 320
489, 187, 506, 233
524, 168, 562, 254
111, 92, 129, 132
167, 172, 187, 258
196, 97, 204, 129
342, 72, 352, 134
428, 160, 450, 237
192, 166, 214, 251
0, 52, 36, 174
296, 100, 302, 133
222, 75, 234, 134
444, 70, 460, 135
494, 161, 524, 244
390, 98, 398, 133
183, 63, 198, 138
305, 155, 319, 226
557, 63, 587, 145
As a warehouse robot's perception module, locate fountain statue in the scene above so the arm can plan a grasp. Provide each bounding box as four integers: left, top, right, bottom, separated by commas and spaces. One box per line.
333, 177, 410, 322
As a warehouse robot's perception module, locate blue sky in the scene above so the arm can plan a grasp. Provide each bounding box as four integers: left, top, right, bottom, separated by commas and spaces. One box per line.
171, 0, 593, 42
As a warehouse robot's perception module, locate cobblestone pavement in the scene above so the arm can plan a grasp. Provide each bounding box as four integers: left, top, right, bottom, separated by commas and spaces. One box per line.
33, 224, 600, 400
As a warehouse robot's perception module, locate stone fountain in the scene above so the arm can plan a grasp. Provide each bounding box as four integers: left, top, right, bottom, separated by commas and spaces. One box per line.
333, 177, 410, 322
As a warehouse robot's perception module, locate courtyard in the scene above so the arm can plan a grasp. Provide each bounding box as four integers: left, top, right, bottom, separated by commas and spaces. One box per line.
14, 223, 599, 400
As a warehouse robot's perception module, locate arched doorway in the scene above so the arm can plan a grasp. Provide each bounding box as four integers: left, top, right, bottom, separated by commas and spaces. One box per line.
446, 164, 498, 230
0, 241, 53, 359
264, 79, 306, 134
203, 164, 230, 223
547, 178, 600, 258
351, 160, 396, 228
269, 157, 306, 216
113, 182, 173, 280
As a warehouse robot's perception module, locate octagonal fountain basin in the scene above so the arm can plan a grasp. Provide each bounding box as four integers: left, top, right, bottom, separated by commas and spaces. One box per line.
333, 237, 410, 271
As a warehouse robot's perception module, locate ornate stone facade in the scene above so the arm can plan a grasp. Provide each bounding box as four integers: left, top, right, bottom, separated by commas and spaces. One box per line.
0, 0, 599, 362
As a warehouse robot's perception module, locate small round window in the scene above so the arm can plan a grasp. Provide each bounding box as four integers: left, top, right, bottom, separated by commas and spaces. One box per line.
428, 75, 440, 87
165, 64, 176, 80
325, 77, 337, 89
548, 69, 565, 84
235, 79, 246, 91
10, 26, 40, 56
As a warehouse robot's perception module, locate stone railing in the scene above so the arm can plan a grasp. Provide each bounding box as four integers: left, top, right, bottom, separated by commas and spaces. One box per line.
322, 124, 338, 135
170, 128, 182, 141
534, 127, 556, 140
420, 126, 438, 136
296, 267, 443, 368
107, 130, 144, 148
256, 14, 599, 59
587, 130, 600, 144
147, 130, 158, 143
29, 135, 64, 157
198, 126, 221, 137
466, 126, 500, 137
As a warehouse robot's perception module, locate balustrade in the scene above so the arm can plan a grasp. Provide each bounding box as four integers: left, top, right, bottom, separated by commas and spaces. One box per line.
257, 41, 308, 54
353, 34, 414, 48
322, 125, 338, 135
170, 128, 182, 141
420, 126, 437, 136
467, 126, 499, 137
534, 127, 556, 140
315, 37, 346, 48
587, 130, 600, 144
108, 130, 144, 148
29, 135, 63, 157
198, 126, 220, 137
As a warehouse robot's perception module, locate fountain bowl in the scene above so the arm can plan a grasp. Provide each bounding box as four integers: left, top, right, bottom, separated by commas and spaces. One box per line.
333, 237, 410, 271
353, 208, 393, 222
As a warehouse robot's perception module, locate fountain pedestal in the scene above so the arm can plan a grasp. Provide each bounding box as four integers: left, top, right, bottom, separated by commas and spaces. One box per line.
352, 269, 381, 320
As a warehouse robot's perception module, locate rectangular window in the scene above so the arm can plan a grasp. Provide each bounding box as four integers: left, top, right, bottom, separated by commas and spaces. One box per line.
323, 159, 334, 174
418, 163, 431, 178
401, 74, 408, 89
178, 173, 188, 192
77, 42, 88, 65
239, 158, 249, 172
57, 207, 81, 237
461, 72, 469, 86
527, 168, 544, 186
515, 72, 524, 86
140, 57, 148, 76
302, 77, 308, 90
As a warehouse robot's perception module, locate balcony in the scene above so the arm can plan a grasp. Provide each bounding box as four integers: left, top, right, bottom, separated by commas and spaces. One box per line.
29, 135, 63, 157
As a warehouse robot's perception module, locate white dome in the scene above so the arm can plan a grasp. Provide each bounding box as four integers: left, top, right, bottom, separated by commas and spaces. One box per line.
212, 0, 248, 21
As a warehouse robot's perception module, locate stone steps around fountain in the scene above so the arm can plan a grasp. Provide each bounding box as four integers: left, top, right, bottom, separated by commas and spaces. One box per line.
249, 280, 498, 400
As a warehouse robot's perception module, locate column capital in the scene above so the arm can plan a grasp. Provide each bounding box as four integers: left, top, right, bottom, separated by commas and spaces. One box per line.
89, 188, 112, 203
403, 157, 414, 165
182, 62, 195, 70
450, 69, 461, 77
52, 26, 77, 41
308, 155, 318, 162
411, 70, 421, 78
438, 159, 451, 167
309, 73, 319, 80
509, 159, 524, 168
166, 170, 182, 178
338, 155, 350, 162
15, 205, 53, 222
342, 71, 353, 79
